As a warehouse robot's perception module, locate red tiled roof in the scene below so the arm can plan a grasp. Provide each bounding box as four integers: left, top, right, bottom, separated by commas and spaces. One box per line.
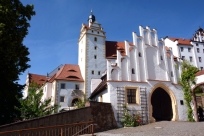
196, 70, 204, 76
28, 73, 46, 86
169, 37, 191, 45
106, 41, 129, 58
50, 64, 84, 82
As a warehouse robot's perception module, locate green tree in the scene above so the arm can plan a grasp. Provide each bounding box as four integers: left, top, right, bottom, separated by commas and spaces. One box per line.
74, 95, 88, 108
179, 60, 199, 121
16, 82, 58, 120
0, 0, 35, 125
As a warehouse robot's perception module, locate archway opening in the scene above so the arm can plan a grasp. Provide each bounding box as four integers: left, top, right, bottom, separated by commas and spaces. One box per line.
151, 87, 173, 121
71, 98, 80, 106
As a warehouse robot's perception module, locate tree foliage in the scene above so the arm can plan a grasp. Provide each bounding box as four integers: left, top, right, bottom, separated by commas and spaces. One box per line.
74, 95, 87, 109
179, 60, 199, 121
16, 82, 58, 120
0, 0, 35, 125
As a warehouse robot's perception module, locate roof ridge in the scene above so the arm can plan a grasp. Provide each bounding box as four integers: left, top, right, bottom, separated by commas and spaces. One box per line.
29, 73, 46, 77
55, 65, 65, 78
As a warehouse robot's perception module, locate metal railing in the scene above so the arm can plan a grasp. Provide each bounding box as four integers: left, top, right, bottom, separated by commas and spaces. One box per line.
0, 121, 95, 136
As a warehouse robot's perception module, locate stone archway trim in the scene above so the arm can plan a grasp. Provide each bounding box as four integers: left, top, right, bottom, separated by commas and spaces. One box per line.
149, 83, 178, 122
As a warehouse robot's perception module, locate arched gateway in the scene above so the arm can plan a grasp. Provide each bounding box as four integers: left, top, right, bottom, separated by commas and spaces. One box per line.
151, 87, 173, 121
149, 83, 178, 122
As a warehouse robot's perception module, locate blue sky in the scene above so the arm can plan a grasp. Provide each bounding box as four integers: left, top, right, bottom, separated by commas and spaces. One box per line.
19, 0, 204, 85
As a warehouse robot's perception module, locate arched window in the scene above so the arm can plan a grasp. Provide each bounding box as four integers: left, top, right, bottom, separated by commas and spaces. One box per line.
94, 37, 97, 41
71, 98, 79, 106
132, 68, 135, 74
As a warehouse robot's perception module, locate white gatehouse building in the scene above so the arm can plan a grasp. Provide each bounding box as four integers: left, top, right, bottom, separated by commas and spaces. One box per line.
25, 12, 204, 124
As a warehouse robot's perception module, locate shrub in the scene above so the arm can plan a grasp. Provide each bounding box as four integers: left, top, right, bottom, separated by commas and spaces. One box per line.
121, 105, 141, 127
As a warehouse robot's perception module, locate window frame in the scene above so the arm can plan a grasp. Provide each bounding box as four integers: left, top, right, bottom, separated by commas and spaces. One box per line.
181, 56, 185, 60
60, 96, 65, 102
75, 84, 79, 90
197, 48, 200, 53
189, 56, 193, 62
60, 83, 65, 89
180, 47, 184, 52
188, 48, 191, 52
199, 57, 202, 62
124, 87, 140, 105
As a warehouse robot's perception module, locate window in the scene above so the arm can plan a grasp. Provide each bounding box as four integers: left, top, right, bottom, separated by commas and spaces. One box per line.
199, 57, 202, 62
94, 55, 97, 59
97, 31, 99, 34
196, 43, 198, 46
60, 96, 65, 102
132, 68, 135, 74
98, 71, 100, 75
180, 100, 184, 105
127, 89, 136, 104
92, 70, 94, 74
181, 56, 185, 60
75, 84, 79, 90
201, 67, 203, 70
94, 46, 97, 50
203, 49, 204, 53
94, 37, 97, 41
92, 30, 93, 33
188, 48, 191, 52
197, 48, 200, 53
180, 47, 184, 52
160, 56, 163, 60
190, 56, 193, 62
61, 83, 65, 89
138, 52, 142, 57
171, 71, 173, 77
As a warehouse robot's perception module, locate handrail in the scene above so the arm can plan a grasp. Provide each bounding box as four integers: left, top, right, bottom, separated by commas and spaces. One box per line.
72, 123, 97, 136
0, 121, 94, 135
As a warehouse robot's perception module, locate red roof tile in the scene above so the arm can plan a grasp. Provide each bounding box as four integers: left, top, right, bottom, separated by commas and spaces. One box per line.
106, 41, 127, 58
54, 64, 84, 82
196, 70, 204, 76
28, 73, 47, 86
169, 37, 191, 45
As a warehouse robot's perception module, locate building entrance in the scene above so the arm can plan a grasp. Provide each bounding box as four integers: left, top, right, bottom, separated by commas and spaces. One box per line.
151, 87, 173, 121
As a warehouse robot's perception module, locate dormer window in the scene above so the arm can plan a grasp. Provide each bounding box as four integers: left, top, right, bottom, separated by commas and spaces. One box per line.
94, 37, 97, 41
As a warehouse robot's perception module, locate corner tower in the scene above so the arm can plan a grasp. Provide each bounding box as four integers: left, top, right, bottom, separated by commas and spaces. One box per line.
78, 11, 106, 97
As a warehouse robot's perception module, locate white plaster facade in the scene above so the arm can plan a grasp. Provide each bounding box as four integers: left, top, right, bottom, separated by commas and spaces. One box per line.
164, 28, 204, 70
90, 25, 188, 123
78, 14, 106, 97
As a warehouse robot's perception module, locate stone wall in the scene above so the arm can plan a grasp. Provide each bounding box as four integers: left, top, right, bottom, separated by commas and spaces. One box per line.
0, 102, 117, 132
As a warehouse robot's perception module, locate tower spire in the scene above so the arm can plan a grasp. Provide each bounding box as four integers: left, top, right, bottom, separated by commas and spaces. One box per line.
88, 10, 95, 24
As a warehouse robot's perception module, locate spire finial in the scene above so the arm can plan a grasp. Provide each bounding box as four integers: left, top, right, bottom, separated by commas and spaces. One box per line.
91, 9, 93, 14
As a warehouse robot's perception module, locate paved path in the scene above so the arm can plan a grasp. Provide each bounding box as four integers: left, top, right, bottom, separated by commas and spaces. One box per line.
94, 121, 204, 136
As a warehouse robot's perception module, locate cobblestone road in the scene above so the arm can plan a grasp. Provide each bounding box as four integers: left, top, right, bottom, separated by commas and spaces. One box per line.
95, 121, 204, 136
